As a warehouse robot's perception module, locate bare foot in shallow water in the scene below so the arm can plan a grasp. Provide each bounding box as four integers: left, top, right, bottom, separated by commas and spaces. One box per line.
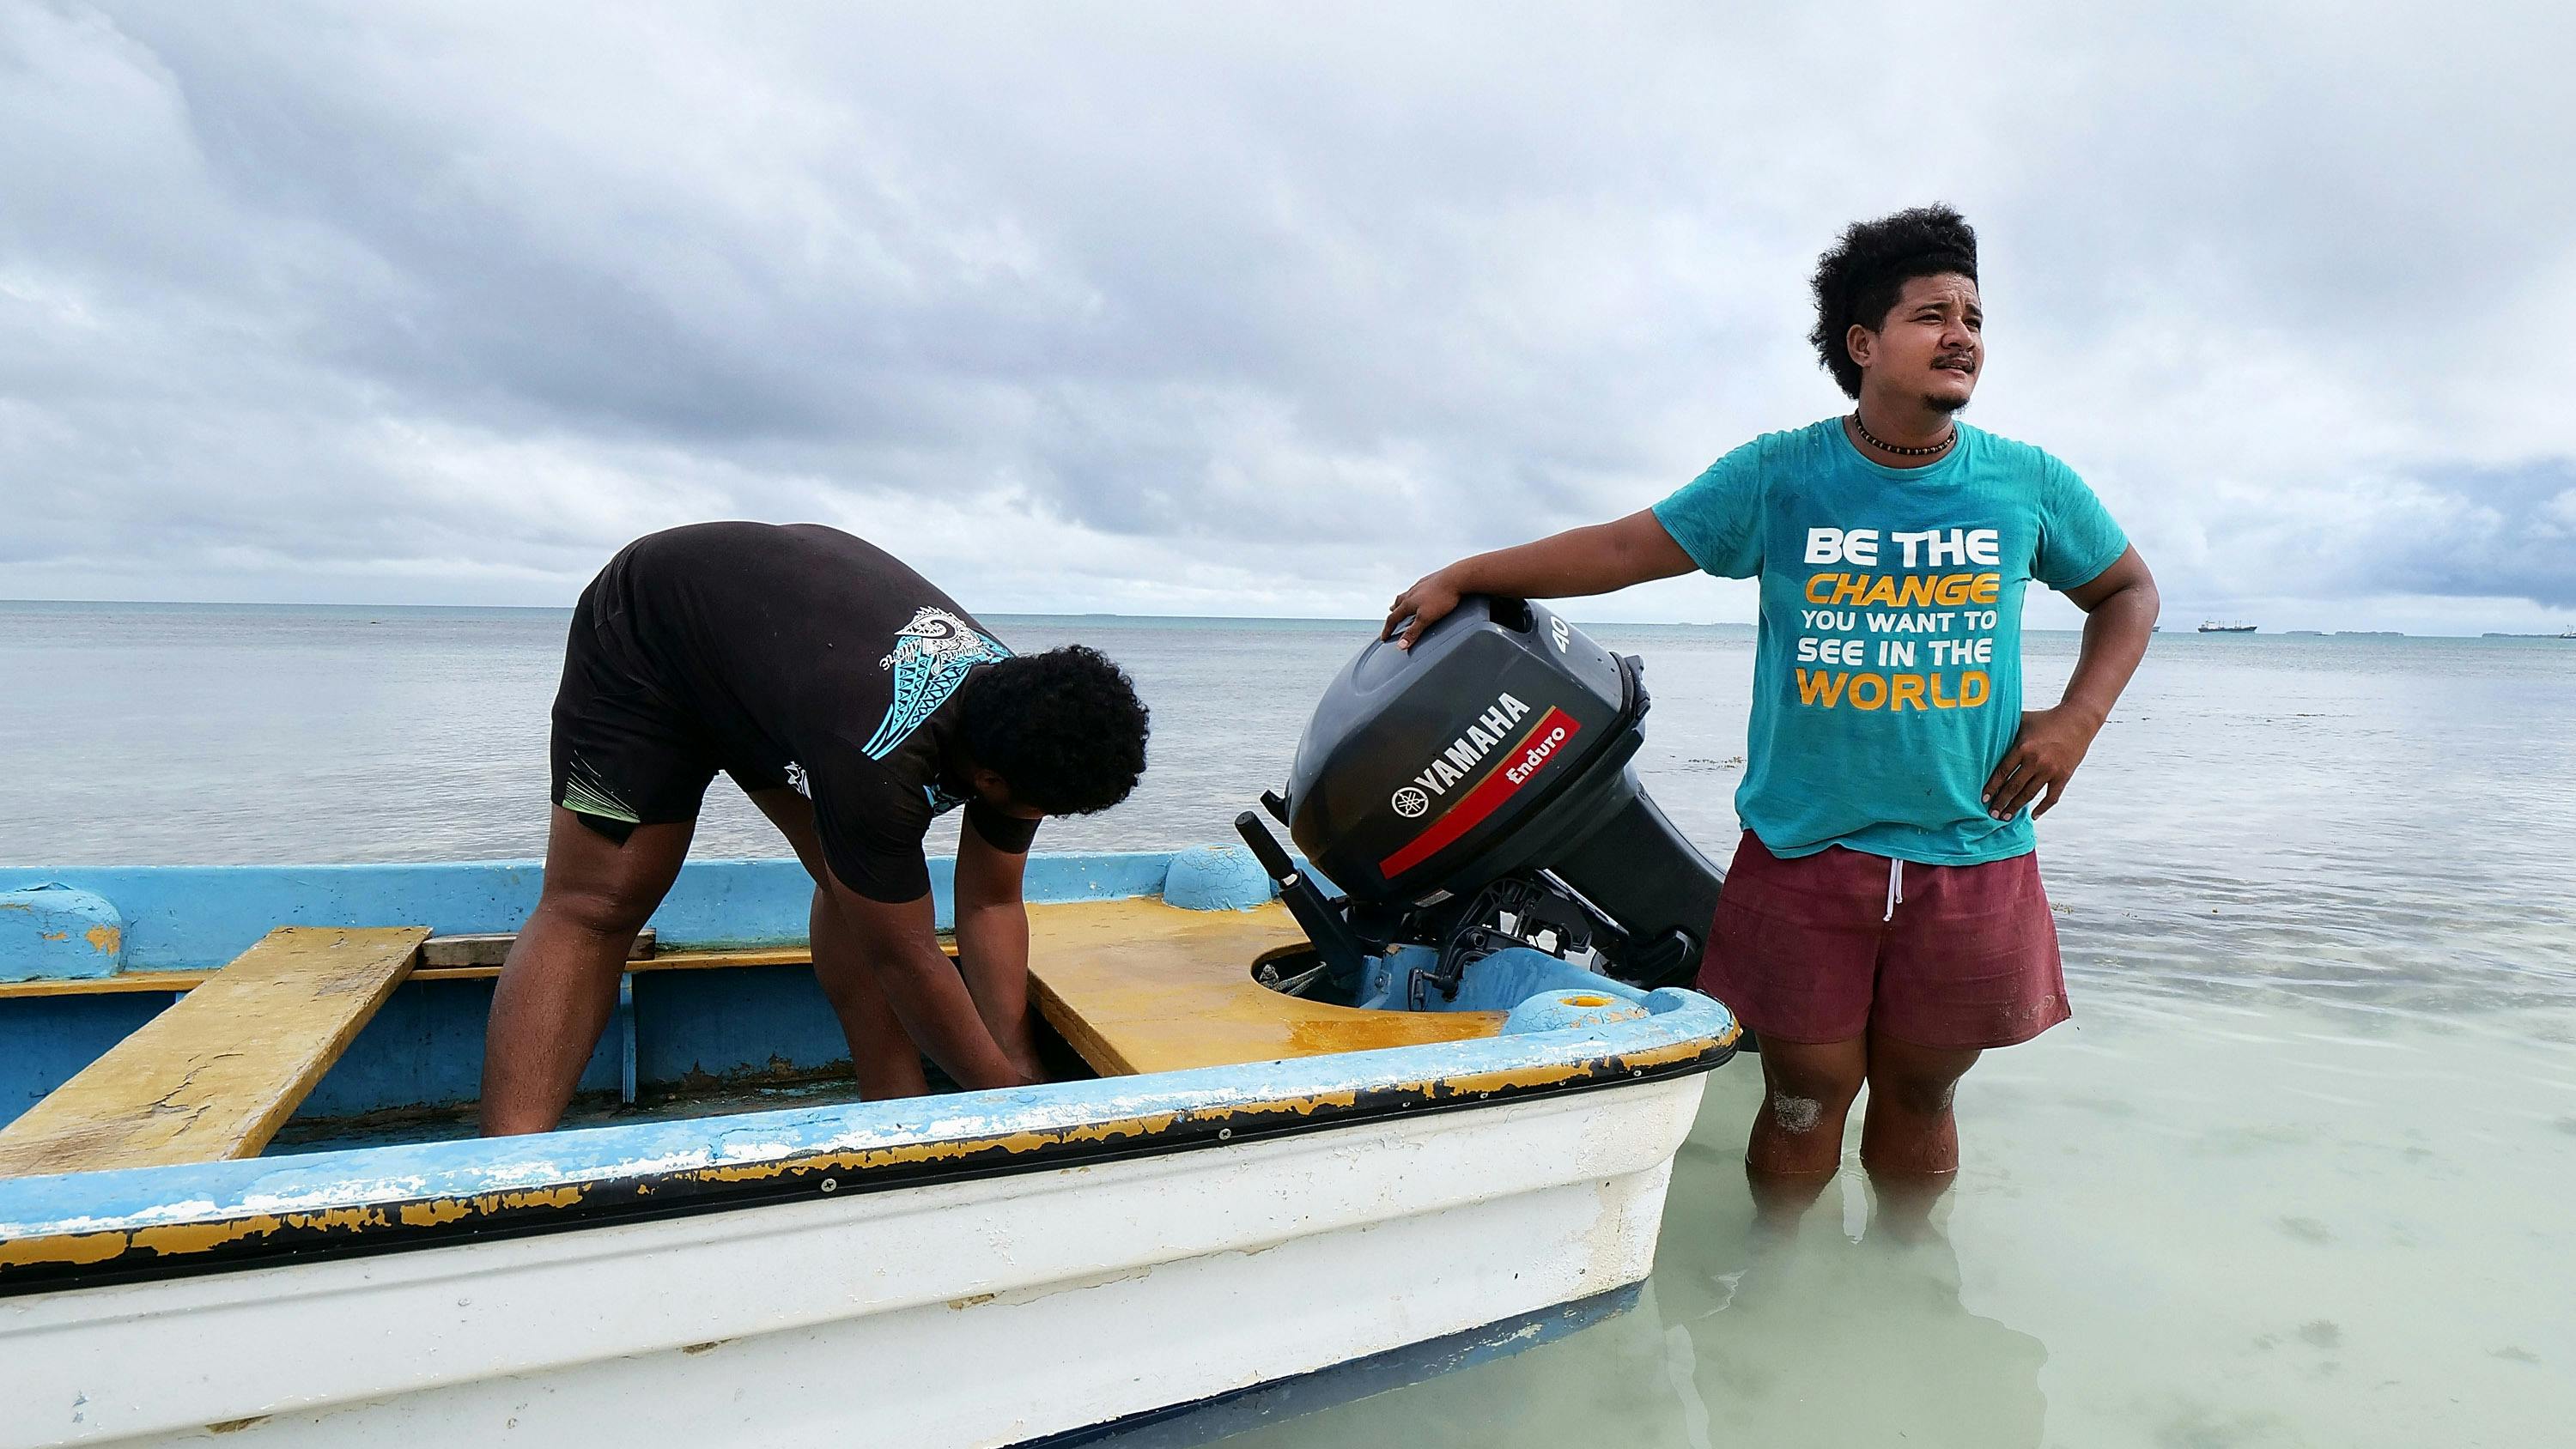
1746, 1164, 1839, 1239
1865, 1168, 1957, 1244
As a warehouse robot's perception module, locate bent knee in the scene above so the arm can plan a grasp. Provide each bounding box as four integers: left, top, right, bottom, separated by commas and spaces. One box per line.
1762, 1088, 1837, 1136
1870, 1069, 1966, 1119
538, 883, 659, 940
1759, 1062, 1864, 1135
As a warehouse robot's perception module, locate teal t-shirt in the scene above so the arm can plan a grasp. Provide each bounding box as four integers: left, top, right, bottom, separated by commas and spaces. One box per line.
1652, 418, 2128, 865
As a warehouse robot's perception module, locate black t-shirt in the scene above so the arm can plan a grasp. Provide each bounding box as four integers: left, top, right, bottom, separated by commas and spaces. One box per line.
592, 522, 1038, 900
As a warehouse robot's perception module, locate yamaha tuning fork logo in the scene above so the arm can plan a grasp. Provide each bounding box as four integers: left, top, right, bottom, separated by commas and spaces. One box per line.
1391, 785, 1431, 817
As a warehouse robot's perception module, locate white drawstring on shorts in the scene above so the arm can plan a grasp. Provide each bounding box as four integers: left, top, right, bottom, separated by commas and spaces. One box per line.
1883, 857, 1905, 923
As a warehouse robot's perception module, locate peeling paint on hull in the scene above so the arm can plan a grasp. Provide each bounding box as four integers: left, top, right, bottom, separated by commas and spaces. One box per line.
0, 1077, 1711, 1449
0, 1021, 1729, 1292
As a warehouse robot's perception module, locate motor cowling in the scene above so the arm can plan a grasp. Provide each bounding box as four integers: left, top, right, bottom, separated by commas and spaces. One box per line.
1278, 597, 1724, 987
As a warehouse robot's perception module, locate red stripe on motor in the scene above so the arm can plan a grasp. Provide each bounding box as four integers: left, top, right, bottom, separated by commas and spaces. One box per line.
1377, 708, 1583, 879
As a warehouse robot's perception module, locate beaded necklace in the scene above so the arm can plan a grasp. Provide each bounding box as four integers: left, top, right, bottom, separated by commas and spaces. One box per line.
1851, 412, 1956, 458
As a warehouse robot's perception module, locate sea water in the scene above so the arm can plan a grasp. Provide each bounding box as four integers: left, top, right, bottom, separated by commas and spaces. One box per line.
3, 601, 2572, 1446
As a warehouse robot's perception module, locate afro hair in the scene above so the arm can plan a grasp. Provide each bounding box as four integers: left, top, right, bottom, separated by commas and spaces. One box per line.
957, 646, 1149, 816
1807, 204, 1979, 399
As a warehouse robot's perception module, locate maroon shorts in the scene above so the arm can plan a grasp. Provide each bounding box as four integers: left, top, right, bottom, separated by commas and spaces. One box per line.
1697, 832, 2069, 1051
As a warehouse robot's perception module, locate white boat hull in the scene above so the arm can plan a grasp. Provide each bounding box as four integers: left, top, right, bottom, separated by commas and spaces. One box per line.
2, 1074, 1704, 1448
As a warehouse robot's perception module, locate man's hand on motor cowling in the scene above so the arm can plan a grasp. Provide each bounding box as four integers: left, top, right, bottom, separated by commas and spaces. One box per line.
1983, 704, 2104, 820
1382, 566, 1469, 650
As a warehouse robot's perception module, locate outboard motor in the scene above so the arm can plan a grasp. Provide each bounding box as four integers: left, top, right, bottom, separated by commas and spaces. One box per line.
1236, 597, 1724, 997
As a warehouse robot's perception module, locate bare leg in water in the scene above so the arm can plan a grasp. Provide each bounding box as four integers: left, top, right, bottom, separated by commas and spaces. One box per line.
1743, 1036, 1867, 1232
1743, 1028, 1979, 1236
1858, 1026, 1981, 1240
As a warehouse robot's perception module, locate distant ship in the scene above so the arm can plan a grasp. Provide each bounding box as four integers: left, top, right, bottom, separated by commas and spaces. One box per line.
2563, 627, 2576, 640
2197, 621, 2257, 634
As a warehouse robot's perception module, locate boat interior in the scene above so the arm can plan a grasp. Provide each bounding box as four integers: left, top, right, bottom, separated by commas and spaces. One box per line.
0, 896, 1517, 1181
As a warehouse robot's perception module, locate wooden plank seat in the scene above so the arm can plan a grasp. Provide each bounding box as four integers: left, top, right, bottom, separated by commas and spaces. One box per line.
1025, 899, 1503, 1076
0, 902, 1496, 1165
0, 926, 430, 1179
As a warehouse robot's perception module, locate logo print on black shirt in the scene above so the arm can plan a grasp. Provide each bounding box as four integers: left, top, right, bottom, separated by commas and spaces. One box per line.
862, 606, 1014, 761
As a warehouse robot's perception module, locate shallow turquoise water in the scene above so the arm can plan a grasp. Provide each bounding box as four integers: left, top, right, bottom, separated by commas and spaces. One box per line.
3, 602, 2572, 1445
1201, 982, 2576, 1447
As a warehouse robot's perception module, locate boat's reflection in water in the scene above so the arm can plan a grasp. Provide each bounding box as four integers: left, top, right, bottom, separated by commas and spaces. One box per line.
1058, 1288, 1646, 1448
1110, 1071, 2049, 1449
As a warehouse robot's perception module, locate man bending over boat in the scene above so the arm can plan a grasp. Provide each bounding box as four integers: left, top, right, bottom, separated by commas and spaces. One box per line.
1381, 207, 2159, 1210
480, 522, 1150, 1135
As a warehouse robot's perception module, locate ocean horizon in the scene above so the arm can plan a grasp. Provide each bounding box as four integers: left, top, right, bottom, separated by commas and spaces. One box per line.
10, 596, 2570, 641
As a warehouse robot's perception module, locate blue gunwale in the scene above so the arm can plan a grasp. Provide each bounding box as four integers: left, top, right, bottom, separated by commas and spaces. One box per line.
5, 852, 1179, 971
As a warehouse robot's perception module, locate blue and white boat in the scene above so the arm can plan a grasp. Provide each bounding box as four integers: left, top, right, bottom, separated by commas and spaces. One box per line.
0, 846, 1737, 1448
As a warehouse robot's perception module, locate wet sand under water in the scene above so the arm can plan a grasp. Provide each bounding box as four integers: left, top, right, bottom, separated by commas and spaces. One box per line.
1188, 976, 2576, 1449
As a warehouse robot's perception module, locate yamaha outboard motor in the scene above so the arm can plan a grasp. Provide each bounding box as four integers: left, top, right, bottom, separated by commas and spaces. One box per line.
1236, 597, 1724, 997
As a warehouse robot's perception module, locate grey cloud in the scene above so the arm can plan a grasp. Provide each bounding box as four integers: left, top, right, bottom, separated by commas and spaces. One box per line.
2351, 464, 2576, 608
3, 0, 2573, 629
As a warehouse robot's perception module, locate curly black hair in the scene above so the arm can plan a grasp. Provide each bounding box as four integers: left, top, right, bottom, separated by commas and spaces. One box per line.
957, 646, 1150, 815
1807, 204, 1978, 399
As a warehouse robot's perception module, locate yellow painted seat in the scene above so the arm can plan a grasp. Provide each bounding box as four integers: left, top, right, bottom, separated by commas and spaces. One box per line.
0, 902, 1490, 1176
1026, 899, 1501, 1076
0, 926, 429, 1179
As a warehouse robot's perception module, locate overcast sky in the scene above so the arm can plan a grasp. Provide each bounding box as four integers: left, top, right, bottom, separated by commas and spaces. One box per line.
4, 2, 2572, 633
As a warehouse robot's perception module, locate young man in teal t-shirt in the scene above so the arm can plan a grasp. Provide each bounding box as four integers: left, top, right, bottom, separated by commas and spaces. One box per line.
1382, 206, 2160, 1207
